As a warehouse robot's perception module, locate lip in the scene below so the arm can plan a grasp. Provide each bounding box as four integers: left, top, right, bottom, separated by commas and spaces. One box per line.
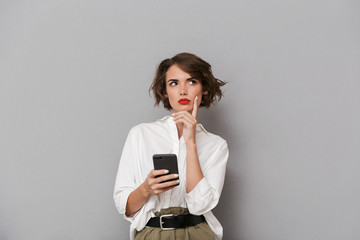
178, 98, 191, 105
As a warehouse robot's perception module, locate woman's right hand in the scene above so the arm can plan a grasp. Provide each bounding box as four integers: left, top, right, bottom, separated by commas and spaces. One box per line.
141, 169, 180, 196
125, 170, 179, 217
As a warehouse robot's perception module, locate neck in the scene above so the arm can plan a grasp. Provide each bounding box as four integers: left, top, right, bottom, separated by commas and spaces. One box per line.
176, 122, 183, 139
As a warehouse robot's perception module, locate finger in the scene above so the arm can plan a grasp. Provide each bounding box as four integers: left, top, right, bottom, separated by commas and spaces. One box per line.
178, 115, 195, 127
173, 110, 195, 119
154, 179, 180, 190
174, 110, 195, 119
173, 111, 196, 123
151, 169, 169, 178
182, 112, 196, 124
173, 118, 189, 128
192, 96, 199, 119
173, 115, 195, 128
156, 174, 179, 183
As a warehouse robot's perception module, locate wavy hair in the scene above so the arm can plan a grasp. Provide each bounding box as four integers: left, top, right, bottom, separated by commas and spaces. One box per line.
149, 52, 227, 111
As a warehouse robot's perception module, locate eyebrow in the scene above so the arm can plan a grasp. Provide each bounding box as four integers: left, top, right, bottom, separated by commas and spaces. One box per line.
167, 78, 196, 82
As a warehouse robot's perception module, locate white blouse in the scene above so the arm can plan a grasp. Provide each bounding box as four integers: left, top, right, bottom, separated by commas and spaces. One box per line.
113, 115, 229, 240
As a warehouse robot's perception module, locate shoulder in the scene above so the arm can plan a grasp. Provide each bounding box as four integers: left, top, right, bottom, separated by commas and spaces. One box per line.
127, 118, 165, 136
198, 128, 228, 151
209, 132, 227, 145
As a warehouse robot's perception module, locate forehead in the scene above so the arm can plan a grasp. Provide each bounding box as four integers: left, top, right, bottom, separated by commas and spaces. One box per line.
166, 64, 192, 80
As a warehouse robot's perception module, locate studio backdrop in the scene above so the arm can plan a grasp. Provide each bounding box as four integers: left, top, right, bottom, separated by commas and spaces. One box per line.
0, 0, 359, 239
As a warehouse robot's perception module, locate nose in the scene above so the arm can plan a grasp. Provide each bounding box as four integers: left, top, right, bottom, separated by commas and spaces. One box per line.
180, 84, 188, 95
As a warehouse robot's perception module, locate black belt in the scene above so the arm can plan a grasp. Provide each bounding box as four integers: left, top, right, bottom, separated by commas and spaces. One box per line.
146, 214, 206, 230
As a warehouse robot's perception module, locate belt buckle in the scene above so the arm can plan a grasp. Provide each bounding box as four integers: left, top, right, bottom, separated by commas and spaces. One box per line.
159, 214, 175, 230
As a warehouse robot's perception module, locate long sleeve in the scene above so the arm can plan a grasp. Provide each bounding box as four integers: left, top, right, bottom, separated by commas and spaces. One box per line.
185, 140, 229, 215
113, 116, 227, 240
113, 127, 139, 222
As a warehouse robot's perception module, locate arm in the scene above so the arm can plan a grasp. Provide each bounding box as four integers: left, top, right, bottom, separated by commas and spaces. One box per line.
114, 127, 180, 219
172, 97, 229, 214
172, 96, 204, 193
185, 141, 204, 193
125, 183, 150, 217
113, 127, 139, 220
173, 119, 229, 215
185, 140, 229, 215
125, 170, 180, 217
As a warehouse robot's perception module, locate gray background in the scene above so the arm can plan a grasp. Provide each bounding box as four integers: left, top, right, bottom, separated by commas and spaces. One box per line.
0, 0, 359, 239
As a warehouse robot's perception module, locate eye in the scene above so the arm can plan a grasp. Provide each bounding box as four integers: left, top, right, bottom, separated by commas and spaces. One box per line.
189, 80, 197, 85
169, 82, 177, 86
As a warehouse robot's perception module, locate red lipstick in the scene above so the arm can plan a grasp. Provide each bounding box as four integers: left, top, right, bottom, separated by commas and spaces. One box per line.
178, 98, 190, 105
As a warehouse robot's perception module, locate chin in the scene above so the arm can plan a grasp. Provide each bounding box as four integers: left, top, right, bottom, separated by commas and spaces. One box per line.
173, 106, 191, 112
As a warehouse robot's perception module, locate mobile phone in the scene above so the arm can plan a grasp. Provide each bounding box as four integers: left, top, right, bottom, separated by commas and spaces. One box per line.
153, 154, 179, 186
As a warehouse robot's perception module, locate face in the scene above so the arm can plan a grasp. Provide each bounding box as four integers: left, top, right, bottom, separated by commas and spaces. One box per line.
164, 64, 208, 114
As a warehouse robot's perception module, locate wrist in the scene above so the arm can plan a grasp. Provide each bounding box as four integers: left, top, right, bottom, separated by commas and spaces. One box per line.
186, 141, 197, 149
140, 183, 151, 199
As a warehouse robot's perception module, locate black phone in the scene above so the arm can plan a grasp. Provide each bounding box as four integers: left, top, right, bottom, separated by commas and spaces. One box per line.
153, 154, 179, 186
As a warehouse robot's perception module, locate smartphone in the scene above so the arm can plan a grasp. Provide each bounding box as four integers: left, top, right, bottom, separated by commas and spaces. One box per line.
153, 154, 179, 186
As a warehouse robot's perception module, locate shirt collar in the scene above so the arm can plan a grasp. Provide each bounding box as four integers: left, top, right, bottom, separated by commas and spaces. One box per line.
157, 115, 208, 134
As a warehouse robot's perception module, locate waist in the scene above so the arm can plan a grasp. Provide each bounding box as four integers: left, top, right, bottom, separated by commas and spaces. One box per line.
146, 207, 205, 230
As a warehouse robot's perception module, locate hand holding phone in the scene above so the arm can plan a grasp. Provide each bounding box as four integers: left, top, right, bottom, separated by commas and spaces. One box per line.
141, 154, 180, 196
153, 154, 180, 186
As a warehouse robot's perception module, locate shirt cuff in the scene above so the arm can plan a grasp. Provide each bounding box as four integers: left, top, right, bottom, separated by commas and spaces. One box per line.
114, 188, 139, 222
185, 177, 213, 214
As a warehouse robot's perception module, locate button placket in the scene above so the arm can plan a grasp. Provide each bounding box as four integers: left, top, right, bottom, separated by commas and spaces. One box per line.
165, 117, 180, 206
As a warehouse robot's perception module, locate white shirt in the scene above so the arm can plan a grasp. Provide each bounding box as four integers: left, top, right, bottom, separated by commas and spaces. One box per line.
113, 115, 229, 240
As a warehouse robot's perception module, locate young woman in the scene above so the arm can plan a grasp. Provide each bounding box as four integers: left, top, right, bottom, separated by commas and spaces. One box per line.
114, 53, 229, 240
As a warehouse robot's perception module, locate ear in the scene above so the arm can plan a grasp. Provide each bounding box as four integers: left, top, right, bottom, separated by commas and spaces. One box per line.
164, 93, 168, 98
203, 91, 208, 95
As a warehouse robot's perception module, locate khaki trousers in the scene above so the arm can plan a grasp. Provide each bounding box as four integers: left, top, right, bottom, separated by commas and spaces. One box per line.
135, 207, 215, 240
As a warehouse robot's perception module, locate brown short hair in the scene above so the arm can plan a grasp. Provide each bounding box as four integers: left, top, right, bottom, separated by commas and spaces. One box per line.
149, 52, 226, 111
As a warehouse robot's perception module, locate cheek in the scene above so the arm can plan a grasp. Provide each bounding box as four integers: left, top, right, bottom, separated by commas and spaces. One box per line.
195, 88, 204, 97
166, 90, 176, 101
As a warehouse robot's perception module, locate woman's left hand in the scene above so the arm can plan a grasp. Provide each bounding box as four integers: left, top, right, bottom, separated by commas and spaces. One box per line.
172, 96, 199, 144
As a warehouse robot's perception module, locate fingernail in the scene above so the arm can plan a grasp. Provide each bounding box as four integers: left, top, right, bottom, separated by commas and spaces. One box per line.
174, 174, 179, 177
164, 170, 169, 174
171, 113, 176, 116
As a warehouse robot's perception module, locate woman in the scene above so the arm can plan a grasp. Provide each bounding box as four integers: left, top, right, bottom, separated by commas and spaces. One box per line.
114, 53, 229, 240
